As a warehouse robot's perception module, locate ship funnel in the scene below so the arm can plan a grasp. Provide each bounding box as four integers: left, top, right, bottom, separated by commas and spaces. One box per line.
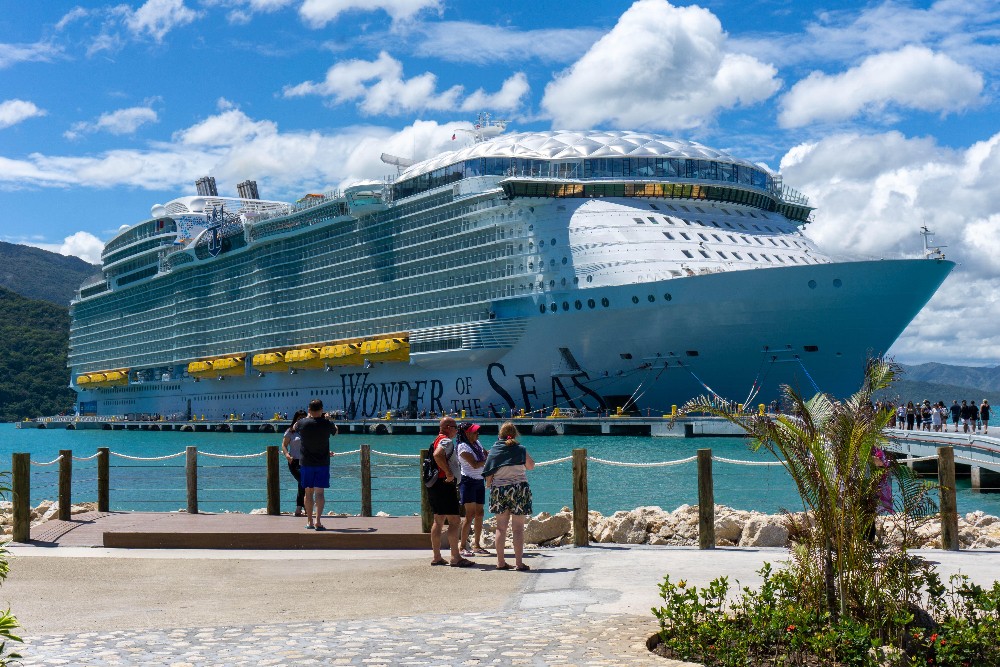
237, 179, 260, 200
195, 176, 218, 196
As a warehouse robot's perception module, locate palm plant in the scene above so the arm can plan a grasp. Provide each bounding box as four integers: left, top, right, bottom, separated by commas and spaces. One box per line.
679, 358, 937, 630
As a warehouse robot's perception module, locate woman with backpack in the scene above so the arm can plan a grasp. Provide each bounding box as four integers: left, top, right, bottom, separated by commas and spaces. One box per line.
456, 422, 489, 557
483, 422, 535, 571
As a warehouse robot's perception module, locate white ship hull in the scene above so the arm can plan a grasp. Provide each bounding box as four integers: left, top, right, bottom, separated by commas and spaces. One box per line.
76, 258, 952, 420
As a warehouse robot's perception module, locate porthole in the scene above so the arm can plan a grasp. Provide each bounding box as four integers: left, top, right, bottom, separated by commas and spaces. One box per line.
664, 293, 672, 301
539, 239, 545, 247
549, 280, 555, 288
631, 296, 639, 304
551, 238, 557, 246
573, 277, 579, 284
808, 280, 817, 289
602, 297, 610, 307
833, 279, 842, 288
529, 242, 534, 250
561, 278, 567, 286
549, 303, 557, 313
647, 294, 656, 303
539, 304, 546, 314
588, 299, 596, 309
575, 300, 582, 310
561, 257, 568, 265
562, 301, 570, 311
528, 262, 534, 270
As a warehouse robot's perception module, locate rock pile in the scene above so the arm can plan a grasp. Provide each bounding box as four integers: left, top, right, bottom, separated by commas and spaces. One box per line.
0, 500, 99, 535
477, 505, 1000, 550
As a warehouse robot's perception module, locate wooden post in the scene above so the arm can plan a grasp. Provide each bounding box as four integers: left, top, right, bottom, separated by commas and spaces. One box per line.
360, 444, 372, 518
572, 448, 589, 546
186, 445, 198, 515
698, 448, 715, 549
419, 448, 432, 533
97, 447, 109, 512
12, 453, 30, 543
266, 445, 280, 515
938, 446, 959, 550
58, 449, 72, 521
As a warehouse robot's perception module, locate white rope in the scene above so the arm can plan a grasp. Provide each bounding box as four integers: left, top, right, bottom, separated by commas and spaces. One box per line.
587, 455, 698, 467
535, 455, 573, 467
712, 456, 786, 467
30, 455, 63, 466
371, 450, 420, 459
200, 451, 266, 459
109, 451, 186, 461
72, 453, 100, 461
333, 449, 362, 457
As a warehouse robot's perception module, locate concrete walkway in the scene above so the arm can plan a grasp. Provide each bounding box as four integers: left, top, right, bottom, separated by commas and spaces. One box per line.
4, 544, 998, 666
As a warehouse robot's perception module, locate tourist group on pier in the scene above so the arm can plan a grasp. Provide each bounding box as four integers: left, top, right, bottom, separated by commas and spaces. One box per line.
880, 399, 990, 434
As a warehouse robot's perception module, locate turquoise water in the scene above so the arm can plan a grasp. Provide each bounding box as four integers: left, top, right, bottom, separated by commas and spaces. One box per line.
3, 423, 999, 517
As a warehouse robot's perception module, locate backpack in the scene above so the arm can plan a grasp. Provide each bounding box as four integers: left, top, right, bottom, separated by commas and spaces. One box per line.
422, 434, 449, 488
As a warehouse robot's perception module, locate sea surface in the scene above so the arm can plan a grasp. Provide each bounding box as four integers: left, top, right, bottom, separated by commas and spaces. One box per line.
2, 423, 999, 517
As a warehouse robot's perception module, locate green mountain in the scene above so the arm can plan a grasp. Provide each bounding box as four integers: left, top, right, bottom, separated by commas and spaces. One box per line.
0, 286, 76, 421
899, 362, 1000, 394
0, 241, 97, 306
874, 378, 1000, 408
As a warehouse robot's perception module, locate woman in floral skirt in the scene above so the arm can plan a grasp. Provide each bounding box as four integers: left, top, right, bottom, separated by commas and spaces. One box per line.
483, 421, 535, 571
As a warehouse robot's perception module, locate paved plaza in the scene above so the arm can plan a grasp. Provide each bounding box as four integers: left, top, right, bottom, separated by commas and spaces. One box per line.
5, 545, 998, 665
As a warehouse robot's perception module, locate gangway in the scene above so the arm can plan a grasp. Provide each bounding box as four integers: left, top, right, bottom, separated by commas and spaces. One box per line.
884, 429, 1000, 489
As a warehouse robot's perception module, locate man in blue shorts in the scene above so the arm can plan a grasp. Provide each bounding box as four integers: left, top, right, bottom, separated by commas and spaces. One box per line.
296, 399, 338, 530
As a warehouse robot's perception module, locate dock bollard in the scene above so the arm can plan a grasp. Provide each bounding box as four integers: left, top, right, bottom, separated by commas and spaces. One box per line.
266, 445, 280, 515
186, 446, 198, 515
419, 449, 432, 533
58, 449, 72, 521
97, 447, 110, 512
697, 448, 715, 549
572, 448, 588, 546
12, 453, 30, 543
937, 446, 959, 550
360, 444, 372, 518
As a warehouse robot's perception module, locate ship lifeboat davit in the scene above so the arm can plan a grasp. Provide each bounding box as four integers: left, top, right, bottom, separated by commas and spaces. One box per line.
319, 343, 362, 367
252, 352, 289, 373
360, 338, 409, 363
285, 347, 324, 370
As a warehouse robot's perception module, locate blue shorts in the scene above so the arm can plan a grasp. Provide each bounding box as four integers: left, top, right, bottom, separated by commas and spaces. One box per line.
459, 476, 486, 505
300, 465, 330, 489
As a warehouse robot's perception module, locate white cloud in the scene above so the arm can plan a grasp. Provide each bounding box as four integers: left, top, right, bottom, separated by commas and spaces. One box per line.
540, 0, 780, 131
55, 7, 90, 32
0, 41, 61, 69
299, 0, 440, 27
283, 51, 528, 116
65, 106, 159, 140
57, 231, 105, 264
460, 73, 529, 113
779, 46, 984, 128
124, 0, 199, 41
0, 100, 47, 129
779, 131, 1000, 365
412, 21, 603, 65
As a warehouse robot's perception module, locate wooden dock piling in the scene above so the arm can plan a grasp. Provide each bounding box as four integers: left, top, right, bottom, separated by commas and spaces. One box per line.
698, 448, 715, 550
58, 449, 72, 520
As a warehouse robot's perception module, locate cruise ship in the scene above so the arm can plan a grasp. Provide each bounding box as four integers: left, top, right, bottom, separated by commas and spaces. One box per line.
68, 120, 954, 419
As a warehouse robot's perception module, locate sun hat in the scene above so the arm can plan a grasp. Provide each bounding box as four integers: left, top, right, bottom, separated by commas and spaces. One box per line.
459, 422, 480, 433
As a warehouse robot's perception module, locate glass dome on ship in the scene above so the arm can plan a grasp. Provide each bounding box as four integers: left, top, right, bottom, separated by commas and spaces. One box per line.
67, 120, 952, 421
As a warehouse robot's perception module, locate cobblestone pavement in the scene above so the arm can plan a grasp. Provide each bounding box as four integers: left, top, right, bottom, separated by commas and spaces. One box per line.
21, 606, 690, 666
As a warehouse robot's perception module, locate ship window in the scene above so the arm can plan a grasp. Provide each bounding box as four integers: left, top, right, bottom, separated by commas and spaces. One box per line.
602, 297, 610, 307
764, 226, 774, 232
697, 233, 707, 241
748, 253, 756, 260
550, 259, 556, 267
561, 278, 567, 286
680, 232, 690, 240
717, 251, 727, 258
632, 296, 639, 304
586, 275, 593, 283
573, 276, 579, 284
634, 217, 644, 224
776, 256, 785, 263
666, 204, 676, 211
649, 203, 659, 210
699, 250, 710, 258
732, 252, 742, 259
663, 232, 674, 240
710, 220, 720, 227
647, 217, 658, 224
588, 299, 596, 308
762, 254, 771, 262
562, 301, 569, 311
620, 353, 633, 360
770, 239, 778, 246
753, 225, 761, 231
664, 293, 672, 301
788, 256, 797, 263
724, 222, 734, 229
737, 223, 747, 229
683, 219, 691, 225
679, 205, 690, 212
549, 280, 555, 287
575, 300, 582, 310
682, 250, 693, 258
664, 217, 673, 224
550, 303, 557, 312
755, 238, 764, 245
539, 239, 545, 247
804, 345, 819, 352
741, 236, 749, 243
562, 257, 568, 265
712, 234, 722, 242
685, 350, 699, 357
727, 235, 735, 242
781, 240, 790, 247
647, 294, 655, 302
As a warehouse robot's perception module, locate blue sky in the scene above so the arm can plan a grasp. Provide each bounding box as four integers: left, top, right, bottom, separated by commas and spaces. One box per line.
1, 0, 999, 365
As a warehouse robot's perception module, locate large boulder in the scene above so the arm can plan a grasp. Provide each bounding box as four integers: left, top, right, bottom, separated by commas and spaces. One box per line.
738, 515, 789, 547
524, 511, 572, 544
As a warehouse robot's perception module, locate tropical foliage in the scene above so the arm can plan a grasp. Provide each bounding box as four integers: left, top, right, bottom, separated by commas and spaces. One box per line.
652, 358, 1000, 665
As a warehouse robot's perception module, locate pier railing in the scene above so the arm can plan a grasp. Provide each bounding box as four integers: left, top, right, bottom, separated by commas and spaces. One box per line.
10, 446, 962, 551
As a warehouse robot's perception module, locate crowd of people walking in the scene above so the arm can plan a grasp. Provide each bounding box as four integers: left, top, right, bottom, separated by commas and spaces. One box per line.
883, 399, 990, 434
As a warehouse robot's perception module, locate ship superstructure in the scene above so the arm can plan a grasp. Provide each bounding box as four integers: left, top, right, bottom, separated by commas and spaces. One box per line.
68, 127, 953, 419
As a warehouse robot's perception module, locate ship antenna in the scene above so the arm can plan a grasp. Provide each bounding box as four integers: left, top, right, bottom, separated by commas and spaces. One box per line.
920, 225, 946, 260
452, 111, 509, 144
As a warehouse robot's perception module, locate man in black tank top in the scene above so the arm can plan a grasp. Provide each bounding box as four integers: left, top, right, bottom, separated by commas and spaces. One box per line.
296, 399, 338, 530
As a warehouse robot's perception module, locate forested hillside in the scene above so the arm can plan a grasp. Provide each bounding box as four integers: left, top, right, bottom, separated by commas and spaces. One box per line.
0, 241, 97, 306
0, 287, 76, 420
